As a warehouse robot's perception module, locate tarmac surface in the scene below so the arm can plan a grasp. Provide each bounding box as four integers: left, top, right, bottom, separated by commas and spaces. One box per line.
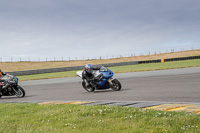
1, 67, 200, 113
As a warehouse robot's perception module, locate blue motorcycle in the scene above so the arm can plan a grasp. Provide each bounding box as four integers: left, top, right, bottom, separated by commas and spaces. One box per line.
77, 66, 122, 92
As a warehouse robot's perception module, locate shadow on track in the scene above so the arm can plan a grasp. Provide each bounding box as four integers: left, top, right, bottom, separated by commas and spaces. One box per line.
93, 89, 128, 93
0, 95, 35, 99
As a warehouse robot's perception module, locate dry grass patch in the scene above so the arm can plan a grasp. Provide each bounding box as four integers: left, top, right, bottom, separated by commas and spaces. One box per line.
1, 49, 200, 72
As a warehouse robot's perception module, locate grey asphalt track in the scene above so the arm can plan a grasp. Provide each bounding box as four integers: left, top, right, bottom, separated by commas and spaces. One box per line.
0, 67, 200, 104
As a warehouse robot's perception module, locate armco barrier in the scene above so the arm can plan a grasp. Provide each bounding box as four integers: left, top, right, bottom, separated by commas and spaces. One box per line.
5, 55, 200, 76
164, 55, 200, 62
138, 59, 161, 64
6, 61, 139, 76
138, 55, 200, 64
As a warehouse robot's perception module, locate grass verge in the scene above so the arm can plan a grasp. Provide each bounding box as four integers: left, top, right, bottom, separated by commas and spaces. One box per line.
17, 59, 200, 81
0, 103, 200, 133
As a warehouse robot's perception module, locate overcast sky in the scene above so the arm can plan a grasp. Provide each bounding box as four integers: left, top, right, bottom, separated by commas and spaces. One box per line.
0, 0, 200, 62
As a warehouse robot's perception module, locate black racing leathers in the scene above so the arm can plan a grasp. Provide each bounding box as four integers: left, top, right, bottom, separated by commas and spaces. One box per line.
0, 72, 6, 82
0, 72, 7, 94
82, 67, 101, 87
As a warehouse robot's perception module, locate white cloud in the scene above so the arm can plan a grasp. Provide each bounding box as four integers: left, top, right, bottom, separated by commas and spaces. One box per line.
0, 0, 200, 61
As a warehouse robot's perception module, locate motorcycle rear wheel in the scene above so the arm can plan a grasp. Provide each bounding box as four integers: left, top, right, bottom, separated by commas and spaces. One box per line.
82, 82, 95, 92
13, 85, 25, 98
111, 79, 122, 91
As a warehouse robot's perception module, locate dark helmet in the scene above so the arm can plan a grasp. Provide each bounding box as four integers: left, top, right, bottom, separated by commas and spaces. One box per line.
85, 64, 93, 72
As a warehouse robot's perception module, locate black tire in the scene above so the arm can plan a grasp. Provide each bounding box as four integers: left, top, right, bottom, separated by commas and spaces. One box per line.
13, 85, 25, 98
111, 79, 121, 91
82, 82, 95, 92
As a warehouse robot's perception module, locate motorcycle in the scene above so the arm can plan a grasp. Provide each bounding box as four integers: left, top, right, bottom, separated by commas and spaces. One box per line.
76, 66, 122, 92
0, 74, 25, 98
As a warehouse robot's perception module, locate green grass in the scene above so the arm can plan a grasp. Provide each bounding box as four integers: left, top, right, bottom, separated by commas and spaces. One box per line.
18, 70, 77, 81
111, 59, 200, 73
17, 59, 200, 81
0, 103, 199, 133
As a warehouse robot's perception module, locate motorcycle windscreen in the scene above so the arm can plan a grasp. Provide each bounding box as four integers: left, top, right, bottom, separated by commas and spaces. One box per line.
100, 69, 113, 79
14, 77, 18, 83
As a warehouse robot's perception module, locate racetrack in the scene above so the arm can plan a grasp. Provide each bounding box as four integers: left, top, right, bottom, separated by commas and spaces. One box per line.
0, 67, 200, 103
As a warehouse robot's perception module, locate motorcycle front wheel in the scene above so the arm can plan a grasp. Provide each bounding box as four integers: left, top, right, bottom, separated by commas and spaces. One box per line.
12, 85, 25, 98
82, 82, 95, 92
111, 79, 122, 91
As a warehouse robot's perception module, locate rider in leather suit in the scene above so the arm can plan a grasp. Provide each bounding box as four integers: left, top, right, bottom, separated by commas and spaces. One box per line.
82, 64, 100, 88
0, 69, 6, 95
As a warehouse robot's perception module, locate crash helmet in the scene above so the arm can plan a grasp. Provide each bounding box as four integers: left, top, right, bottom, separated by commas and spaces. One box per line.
85, 64, 93, 72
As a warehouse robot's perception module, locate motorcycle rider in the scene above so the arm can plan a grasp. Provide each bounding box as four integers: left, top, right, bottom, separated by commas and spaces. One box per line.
0, 69, 6, 95
82, 64, 100, 88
